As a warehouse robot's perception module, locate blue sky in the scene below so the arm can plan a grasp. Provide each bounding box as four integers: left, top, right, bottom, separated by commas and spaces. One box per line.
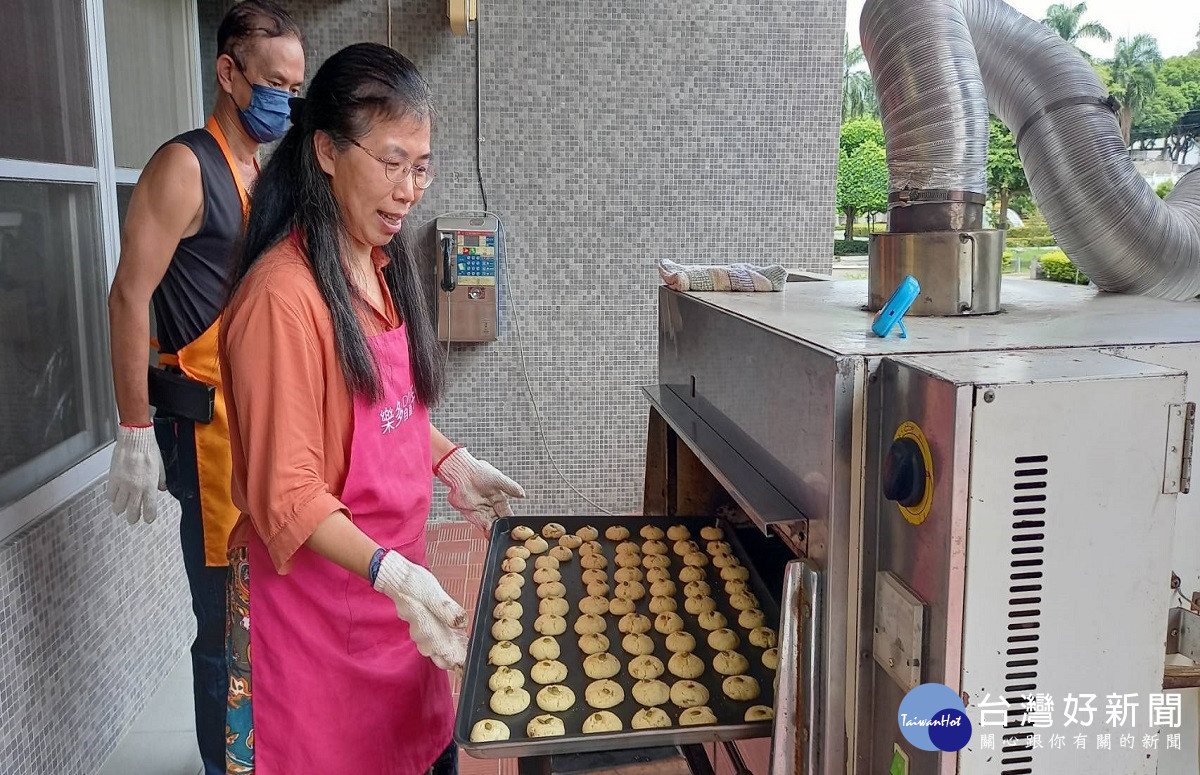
845, 0, 1200, 60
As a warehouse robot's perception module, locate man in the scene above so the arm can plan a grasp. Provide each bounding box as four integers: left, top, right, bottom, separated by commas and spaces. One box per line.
105, 4, 304, 773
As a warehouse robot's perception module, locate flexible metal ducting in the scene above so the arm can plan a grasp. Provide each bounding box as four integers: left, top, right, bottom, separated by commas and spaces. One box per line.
861, 0, 1200, 300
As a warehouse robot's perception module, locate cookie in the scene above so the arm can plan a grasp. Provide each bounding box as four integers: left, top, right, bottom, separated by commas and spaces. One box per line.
684, 581, 712, 598
631, 707, 672, 729
578, 596, 610, 616
669, 679, 710, 708
614, 581, 646, 601
470, 719, 510, 742
614, 553, 642, 569
579, 540, 604, 556
639, 525, 665, 540
534, 614, 567, 636
714, 650, 750, 676
632, 679, 671, 707
712, 552, 739, 569
698, 610, 728, 631
583, 652, 621, 680
684, 596, 716, 615
576, 525, 600, 541
615, 567, 644, 583
678, 566, 706, 583
746, 705, 774, 722
542, 522, 566, 539
628, 654, 665, 680
533, 567, 561, 585
586, 581, 611, 598
505, 546, 531, 560
707, 628, 740, 651
729, 592, 760, 611
706, 541, 731, 555
488, 641, 521, 666
536, 581, 566, 599
501, 557, 527, 574
534, 556, 560, 571
489, 686, 530, 715
549, 545, 572, 562
525, 536, 549, 554
645, 568, 671, 583
527, 714, 565, 737
668, 651, 705, 679
749, 627, 777, 648
673, 540, 700, 557
529, 637, 561, 661
558, 534, 582, 549
499, 572, 525, 588
654, 611, 685, 635
621, 633, 655, 656
724, 580, 750, 596
578, 633, 610, 655
721, 566, 750, 582
763, 648, 779, 670
680, 706, 717, 726
608, 598, 636, 616
488, 666, 525, 691
574, 613, 607, 635
492, 618, 522, 640
605, 526, 630, 541
580, 569, 607, 585
580, 554, 608, 570
615, 541, 641, 556
723, 674, 761, 701
665, 631, 697, 653
666, 525, 691, 541
619, 613, 652, 635
530, 659, 568, 685
582, 710, 623, 733
584, 679, 624, 709
493, 601, 522, 620
510, 525, 535, 541
739, 609, 766, 629
648, 596, 678, 614
642, 555, 670, 570
649, 580, 677, 597
642, 540, 668, 555
683, 552, 709, 568
536, 684, 576, 712
539, 597, 569, 617
699, 526, 724, 540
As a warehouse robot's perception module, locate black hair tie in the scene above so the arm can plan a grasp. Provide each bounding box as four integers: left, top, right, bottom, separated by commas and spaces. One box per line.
289, 96, 307, 124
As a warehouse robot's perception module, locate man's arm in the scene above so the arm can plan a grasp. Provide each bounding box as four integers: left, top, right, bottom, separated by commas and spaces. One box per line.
107, 143, 203, 424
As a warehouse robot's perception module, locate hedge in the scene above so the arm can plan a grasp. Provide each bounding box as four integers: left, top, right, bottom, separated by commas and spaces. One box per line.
834, 239, 870, 255
1039, 250, 1089, 285
1006, 236, 1058, 248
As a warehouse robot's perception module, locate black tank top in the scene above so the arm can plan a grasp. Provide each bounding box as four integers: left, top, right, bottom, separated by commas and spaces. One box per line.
151, 128, 243, 355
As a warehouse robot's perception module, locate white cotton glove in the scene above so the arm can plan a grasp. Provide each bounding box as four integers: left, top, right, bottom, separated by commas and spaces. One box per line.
106, 425, 166, 525
372, 550, 469, 671
435, 447, 526, 534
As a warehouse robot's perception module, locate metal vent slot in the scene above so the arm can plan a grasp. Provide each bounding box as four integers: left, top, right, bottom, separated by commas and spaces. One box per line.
1002, 455, 1048, 773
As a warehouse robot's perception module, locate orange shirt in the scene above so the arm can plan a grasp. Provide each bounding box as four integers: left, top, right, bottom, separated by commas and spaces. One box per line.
219, 234, 398, 574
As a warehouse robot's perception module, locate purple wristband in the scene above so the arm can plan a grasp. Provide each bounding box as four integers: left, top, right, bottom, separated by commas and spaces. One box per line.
368, 548, 387, 586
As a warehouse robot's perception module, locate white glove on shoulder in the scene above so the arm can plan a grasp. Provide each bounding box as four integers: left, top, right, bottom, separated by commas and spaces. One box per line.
107, 424, 166, 525
373, 550, 468, 671
435, 447, 526, 534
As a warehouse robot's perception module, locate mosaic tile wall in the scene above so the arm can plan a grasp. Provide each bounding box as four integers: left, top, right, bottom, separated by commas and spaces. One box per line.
0, 488, 191, 772
198, 0, 843, 522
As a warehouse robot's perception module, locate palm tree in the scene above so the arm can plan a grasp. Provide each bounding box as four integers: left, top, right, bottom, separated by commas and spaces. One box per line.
1041, 2, 1111, 56
1108, 34, 1163, 146
843, 35, 877, 120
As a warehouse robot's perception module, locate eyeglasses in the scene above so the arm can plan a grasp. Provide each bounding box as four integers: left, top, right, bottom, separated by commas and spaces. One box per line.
348, 139, 435, 190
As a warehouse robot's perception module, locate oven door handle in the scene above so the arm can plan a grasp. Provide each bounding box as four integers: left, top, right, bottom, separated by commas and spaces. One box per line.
770, 559, 822, 775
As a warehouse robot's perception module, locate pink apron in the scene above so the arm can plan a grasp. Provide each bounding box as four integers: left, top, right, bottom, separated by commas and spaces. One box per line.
247, 322, 455, 774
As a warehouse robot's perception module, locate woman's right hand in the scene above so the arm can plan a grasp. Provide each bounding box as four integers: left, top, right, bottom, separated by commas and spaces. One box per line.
372, 550, 468, 670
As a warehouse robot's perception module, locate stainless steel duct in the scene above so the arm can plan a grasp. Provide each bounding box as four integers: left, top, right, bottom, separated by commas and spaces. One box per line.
861, 0, 1200, 301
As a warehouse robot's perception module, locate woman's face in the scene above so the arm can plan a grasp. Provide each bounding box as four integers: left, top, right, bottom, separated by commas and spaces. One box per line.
317, 115, 431, 253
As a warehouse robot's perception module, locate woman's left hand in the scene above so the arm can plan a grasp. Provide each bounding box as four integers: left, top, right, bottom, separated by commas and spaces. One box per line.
434, 447, 525, 533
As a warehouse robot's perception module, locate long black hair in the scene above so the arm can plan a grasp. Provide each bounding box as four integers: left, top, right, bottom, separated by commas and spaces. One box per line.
228, 43, 443, 407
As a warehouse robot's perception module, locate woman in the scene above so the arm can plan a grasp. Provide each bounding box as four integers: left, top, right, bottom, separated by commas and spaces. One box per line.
219, 43, 524, 774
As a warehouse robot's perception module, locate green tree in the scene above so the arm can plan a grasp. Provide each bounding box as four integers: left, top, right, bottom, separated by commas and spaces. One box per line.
1041, 2, 1111, 56
1158, 56, 1200, 162
1108, 34, 1163, 146
839, 116, 885, 155
987, 118, 1029, 229
843, 35, 877, 120
836, 139, 888, 240
1156, 180, 1175, 198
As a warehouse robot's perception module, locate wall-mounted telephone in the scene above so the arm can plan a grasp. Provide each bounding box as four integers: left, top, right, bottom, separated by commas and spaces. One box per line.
435, 214, 500, 343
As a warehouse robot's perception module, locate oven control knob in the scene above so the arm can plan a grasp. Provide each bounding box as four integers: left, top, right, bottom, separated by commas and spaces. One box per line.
883, 437, 926, 508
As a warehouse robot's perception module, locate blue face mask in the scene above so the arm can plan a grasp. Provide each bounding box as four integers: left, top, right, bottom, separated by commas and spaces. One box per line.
237, 83, 292, 144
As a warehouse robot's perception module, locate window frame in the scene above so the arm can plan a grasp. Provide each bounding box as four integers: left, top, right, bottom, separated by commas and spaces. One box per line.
0, 0, 203, 541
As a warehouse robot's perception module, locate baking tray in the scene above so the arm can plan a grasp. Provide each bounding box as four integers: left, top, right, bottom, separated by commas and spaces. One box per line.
455, 516, 782, 759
